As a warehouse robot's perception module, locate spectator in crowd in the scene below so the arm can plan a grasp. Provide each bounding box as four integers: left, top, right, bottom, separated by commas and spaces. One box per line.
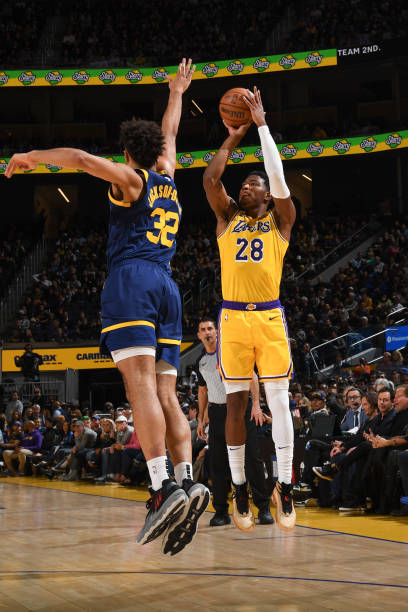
62, 420, 97, 481
31, 386, 45, 410
340, 388, 367, 433
32, 404, 45, 427
94, 415, 133, 483
3, 420, 42, 476
86, 418, 116, 474
5, 392, 23, 425
366, 385, 408, 513
0, 421, 23, 462
14, 344, 43, 381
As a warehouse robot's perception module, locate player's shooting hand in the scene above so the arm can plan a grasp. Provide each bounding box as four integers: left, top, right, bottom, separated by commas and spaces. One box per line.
5, 153, 37, 178
242, 86, 266, 127
222, 119, 252, 140
251, 404, 264, 426
167, 57, 196, 93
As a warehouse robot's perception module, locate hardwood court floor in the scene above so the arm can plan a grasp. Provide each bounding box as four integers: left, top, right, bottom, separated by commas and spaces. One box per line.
0, 479, 407, 612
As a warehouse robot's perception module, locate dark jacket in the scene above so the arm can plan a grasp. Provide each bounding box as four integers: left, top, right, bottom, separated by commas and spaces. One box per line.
389, 408, 408, 437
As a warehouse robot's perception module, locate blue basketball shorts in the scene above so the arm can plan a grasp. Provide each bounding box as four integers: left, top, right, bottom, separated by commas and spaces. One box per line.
100, 259, 182, 369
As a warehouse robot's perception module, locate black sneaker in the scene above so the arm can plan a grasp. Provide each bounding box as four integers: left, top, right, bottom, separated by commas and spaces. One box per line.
162, 479, 210, 555
209, 512, 231, 527
232, 482, 255, 531
257, 506, 275, 525
136, 479, 188, 546
312, 463, 338, 481
272, 482, 296, 531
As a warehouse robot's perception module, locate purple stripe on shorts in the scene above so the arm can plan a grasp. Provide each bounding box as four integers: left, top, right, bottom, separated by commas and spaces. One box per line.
222, 299, 281, 311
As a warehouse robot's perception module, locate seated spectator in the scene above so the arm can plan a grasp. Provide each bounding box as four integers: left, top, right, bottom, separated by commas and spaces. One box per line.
366, 384, 408, 514
94, 415, 133, 483
31, 386, 44, 410
3, 420, 42, 476
117, 428, 146, 485
86, 418, 116, 474
62, 420, 97, 481
23, 406, 34, 422
340, 388, 367, 433
32, 404, 45, 427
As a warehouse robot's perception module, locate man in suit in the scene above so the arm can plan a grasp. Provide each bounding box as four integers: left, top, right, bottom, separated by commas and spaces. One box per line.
341, 388, 368, 433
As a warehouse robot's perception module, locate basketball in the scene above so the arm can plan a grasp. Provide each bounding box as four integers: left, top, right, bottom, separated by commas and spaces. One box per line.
219, 87, 252, 127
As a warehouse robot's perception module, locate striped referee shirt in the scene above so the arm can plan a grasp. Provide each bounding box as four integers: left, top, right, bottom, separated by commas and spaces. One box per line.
196, 350, 227, 405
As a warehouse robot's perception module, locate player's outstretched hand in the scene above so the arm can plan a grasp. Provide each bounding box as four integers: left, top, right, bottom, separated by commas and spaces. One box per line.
242, 86, 266, 128
5, 153, 37, 178
222, 119, 252, 140
167, 57, 195, 93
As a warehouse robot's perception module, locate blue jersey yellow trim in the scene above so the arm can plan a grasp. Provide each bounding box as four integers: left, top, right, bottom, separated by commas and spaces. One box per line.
157, 338, 181, 345
108, 187, 131, 207
106, 169, 182, 273
101, 320, 155, 333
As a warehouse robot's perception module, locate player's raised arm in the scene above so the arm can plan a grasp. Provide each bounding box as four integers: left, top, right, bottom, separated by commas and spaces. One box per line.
203, 121, 251, 234
156, 58, 195, 178
5, 148, 143, 199
243, 87, 296, 241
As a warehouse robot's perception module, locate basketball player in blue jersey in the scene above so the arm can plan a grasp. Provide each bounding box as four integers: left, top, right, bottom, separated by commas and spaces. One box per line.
203, 87, 297, 532
6, 58, 210, 555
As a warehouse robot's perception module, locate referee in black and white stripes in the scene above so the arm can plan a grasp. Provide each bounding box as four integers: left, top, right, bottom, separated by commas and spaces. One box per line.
196, 319, 274, 526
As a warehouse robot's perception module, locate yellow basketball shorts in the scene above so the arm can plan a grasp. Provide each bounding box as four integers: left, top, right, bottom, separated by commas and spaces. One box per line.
217, 300, 293, 383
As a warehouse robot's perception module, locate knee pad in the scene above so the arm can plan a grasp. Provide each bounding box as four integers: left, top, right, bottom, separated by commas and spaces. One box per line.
223, 380, 251, 394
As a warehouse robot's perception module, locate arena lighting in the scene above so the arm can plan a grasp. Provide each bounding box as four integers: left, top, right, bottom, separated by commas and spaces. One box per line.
191, 99, 204, 114
302, 173, 312, 182
57, 187, 70, 203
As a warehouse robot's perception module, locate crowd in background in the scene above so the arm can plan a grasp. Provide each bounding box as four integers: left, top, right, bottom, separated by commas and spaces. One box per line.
4, 213, 388, 349
0, 228, 33, 301
284, 0, 408, 52
1, 0, 407, 69
5, 216, 408, 382
1, 359, 407, 516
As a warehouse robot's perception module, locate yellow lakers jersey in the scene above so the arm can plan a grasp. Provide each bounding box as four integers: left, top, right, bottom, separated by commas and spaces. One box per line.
217, 210, 288, 302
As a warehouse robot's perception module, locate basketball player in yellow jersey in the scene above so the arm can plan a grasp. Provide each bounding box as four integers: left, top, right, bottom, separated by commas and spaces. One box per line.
203, 87, 296, 532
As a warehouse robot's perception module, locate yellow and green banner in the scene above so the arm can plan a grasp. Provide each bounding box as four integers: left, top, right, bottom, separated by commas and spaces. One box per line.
0, 130, 406, 175
0, 49, 337, 87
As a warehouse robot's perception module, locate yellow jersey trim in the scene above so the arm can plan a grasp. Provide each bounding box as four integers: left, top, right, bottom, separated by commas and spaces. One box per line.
217, 208, 240, 240
108, 187, 131, 208
102, 320, 155, 333
137, 168, 149, 183
157, 338, 181, 345
269, 210, 288, 243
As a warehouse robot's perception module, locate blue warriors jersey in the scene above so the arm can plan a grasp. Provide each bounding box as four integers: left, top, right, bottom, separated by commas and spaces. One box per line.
107, 169, 182, 273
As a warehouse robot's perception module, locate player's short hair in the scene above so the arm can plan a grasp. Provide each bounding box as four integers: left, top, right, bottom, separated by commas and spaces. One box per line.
120, 119, 165, 168
246, 170, 270, 190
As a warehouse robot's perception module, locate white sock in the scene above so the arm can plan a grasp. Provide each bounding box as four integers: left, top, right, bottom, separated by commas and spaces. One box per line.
227, 444, 246, 485
174, 461, 192, 486
264, 381, 294, 485
147, 455, 169, 491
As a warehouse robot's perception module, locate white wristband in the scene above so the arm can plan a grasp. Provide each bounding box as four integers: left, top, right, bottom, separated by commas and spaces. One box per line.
258, 125, 290, 199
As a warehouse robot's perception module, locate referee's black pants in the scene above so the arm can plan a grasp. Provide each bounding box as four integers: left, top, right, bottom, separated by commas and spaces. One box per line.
208, 402, 270, 516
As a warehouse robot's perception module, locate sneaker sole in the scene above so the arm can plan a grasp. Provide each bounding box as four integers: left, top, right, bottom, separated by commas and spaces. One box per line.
232, 499, 255, 532
272, 489, 296, 532
312, 467, 334, 481
162, 484, 210, 555
137, 491, 188, 546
